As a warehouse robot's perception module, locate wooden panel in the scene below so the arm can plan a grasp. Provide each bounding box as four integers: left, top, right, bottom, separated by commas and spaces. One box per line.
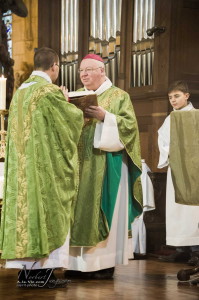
76, 0, 90, 90
144, 172, 167, 252
38, 0, 61, 55
38, 0, 61, 86
77, 0, 90, 62
117, 0, 130, 90
169, 0, 199, 92
140, 131, 150, 163
151, 0, 172, 94
123, 0, 172, 98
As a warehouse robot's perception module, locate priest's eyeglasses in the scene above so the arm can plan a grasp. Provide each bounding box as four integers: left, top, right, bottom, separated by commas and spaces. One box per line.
78, 67, 102, 74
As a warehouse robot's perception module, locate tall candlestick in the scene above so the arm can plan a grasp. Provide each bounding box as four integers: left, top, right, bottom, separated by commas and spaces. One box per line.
0, 75, 7, 110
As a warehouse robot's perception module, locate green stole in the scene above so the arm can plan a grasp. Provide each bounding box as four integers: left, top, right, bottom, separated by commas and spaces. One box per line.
102, 153, 142, 231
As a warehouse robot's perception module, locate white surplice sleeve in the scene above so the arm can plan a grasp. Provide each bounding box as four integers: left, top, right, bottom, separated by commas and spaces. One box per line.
141, 160, 155, 211
131, 159, 155, 255
157, 115, 170, 168
94, 111, 124, 152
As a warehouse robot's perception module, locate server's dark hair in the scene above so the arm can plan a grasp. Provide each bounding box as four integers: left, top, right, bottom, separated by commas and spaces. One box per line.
168, 80, 189, 94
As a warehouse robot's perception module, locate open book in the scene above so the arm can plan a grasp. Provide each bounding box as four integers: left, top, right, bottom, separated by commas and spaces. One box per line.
68, 91, 98, 117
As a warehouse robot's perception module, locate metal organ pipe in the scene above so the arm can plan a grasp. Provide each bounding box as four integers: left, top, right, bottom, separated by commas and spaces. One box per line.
74, 0, 78, 53
60, 0, 79, 91
61, 0, 123, 90
116, 0, 122, 33
90, 0, 96, 39
89, 0, 122, 85
132, 0, 155, 87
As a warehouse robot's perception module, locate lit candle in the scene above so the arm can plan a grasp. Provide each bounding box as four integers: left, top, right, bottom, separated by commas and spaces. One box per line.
0, 75, 7, 110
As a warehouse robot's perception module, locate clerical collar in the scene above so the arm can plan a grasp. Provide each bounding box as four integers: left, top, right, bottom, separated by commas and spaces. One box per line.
84, 77, 112, 96
31, 71, 52, 83
173, 102, 194, 111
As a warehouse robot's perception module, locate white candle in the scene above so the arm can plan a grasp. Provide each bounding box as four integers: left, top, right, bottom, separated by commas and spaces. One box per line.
0, 75, 7, 110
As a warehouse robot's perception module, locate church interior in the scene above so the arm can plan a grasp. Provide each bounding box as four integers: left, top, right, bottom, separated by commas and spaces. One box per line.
0, 0, 199, 299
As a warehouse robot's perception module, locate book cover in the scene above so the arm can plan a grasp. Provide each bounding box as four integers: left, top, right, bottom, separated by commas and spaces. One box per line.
69, 92, 98, 117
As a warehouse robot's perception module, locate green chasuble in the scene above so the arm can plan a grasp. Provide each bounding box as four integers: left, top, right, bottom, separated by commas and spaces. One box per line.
170, 110, 199, 205
0, 75, 83, 259
70, 86, 143, 246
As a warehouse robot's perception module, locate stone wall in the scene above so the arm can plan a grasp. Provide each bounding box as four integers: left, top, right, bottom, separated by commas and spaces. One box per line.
12, 0, 38, 91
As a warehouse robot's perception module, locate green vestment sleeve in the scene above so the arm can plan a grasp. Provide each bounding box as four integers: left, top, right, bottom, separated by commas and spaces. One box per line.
0, 76, 84, 259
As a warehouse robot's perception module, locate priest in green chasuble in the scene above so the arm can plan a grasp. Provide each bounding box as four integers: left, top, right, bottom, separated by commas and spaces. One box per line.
0, 48, 84, 266
67, 54, 143, 279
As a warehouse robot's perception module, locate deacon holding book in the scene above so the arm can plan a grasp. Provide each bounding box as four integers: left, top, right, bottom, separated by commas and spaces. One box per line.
0, 47, 84, 287
66, 54, 143, 279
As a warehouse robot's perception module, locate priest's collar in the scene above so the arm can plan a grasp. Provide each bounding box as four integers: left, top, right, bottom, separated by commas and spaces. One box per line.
31, 71, 52, 83
84, 77, 112, 96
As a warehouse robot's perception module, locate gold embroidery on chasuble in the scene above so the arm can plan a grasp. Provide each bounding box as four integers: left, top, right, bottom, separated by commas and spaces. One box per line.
9, 85, 54, 257
98, 92, 113, 110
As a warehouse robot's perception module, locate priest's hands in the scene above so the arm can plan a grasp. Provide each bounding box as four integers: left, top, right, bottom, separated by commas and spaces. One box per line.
60, 86, 69, 101
85, 106, 106, 121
